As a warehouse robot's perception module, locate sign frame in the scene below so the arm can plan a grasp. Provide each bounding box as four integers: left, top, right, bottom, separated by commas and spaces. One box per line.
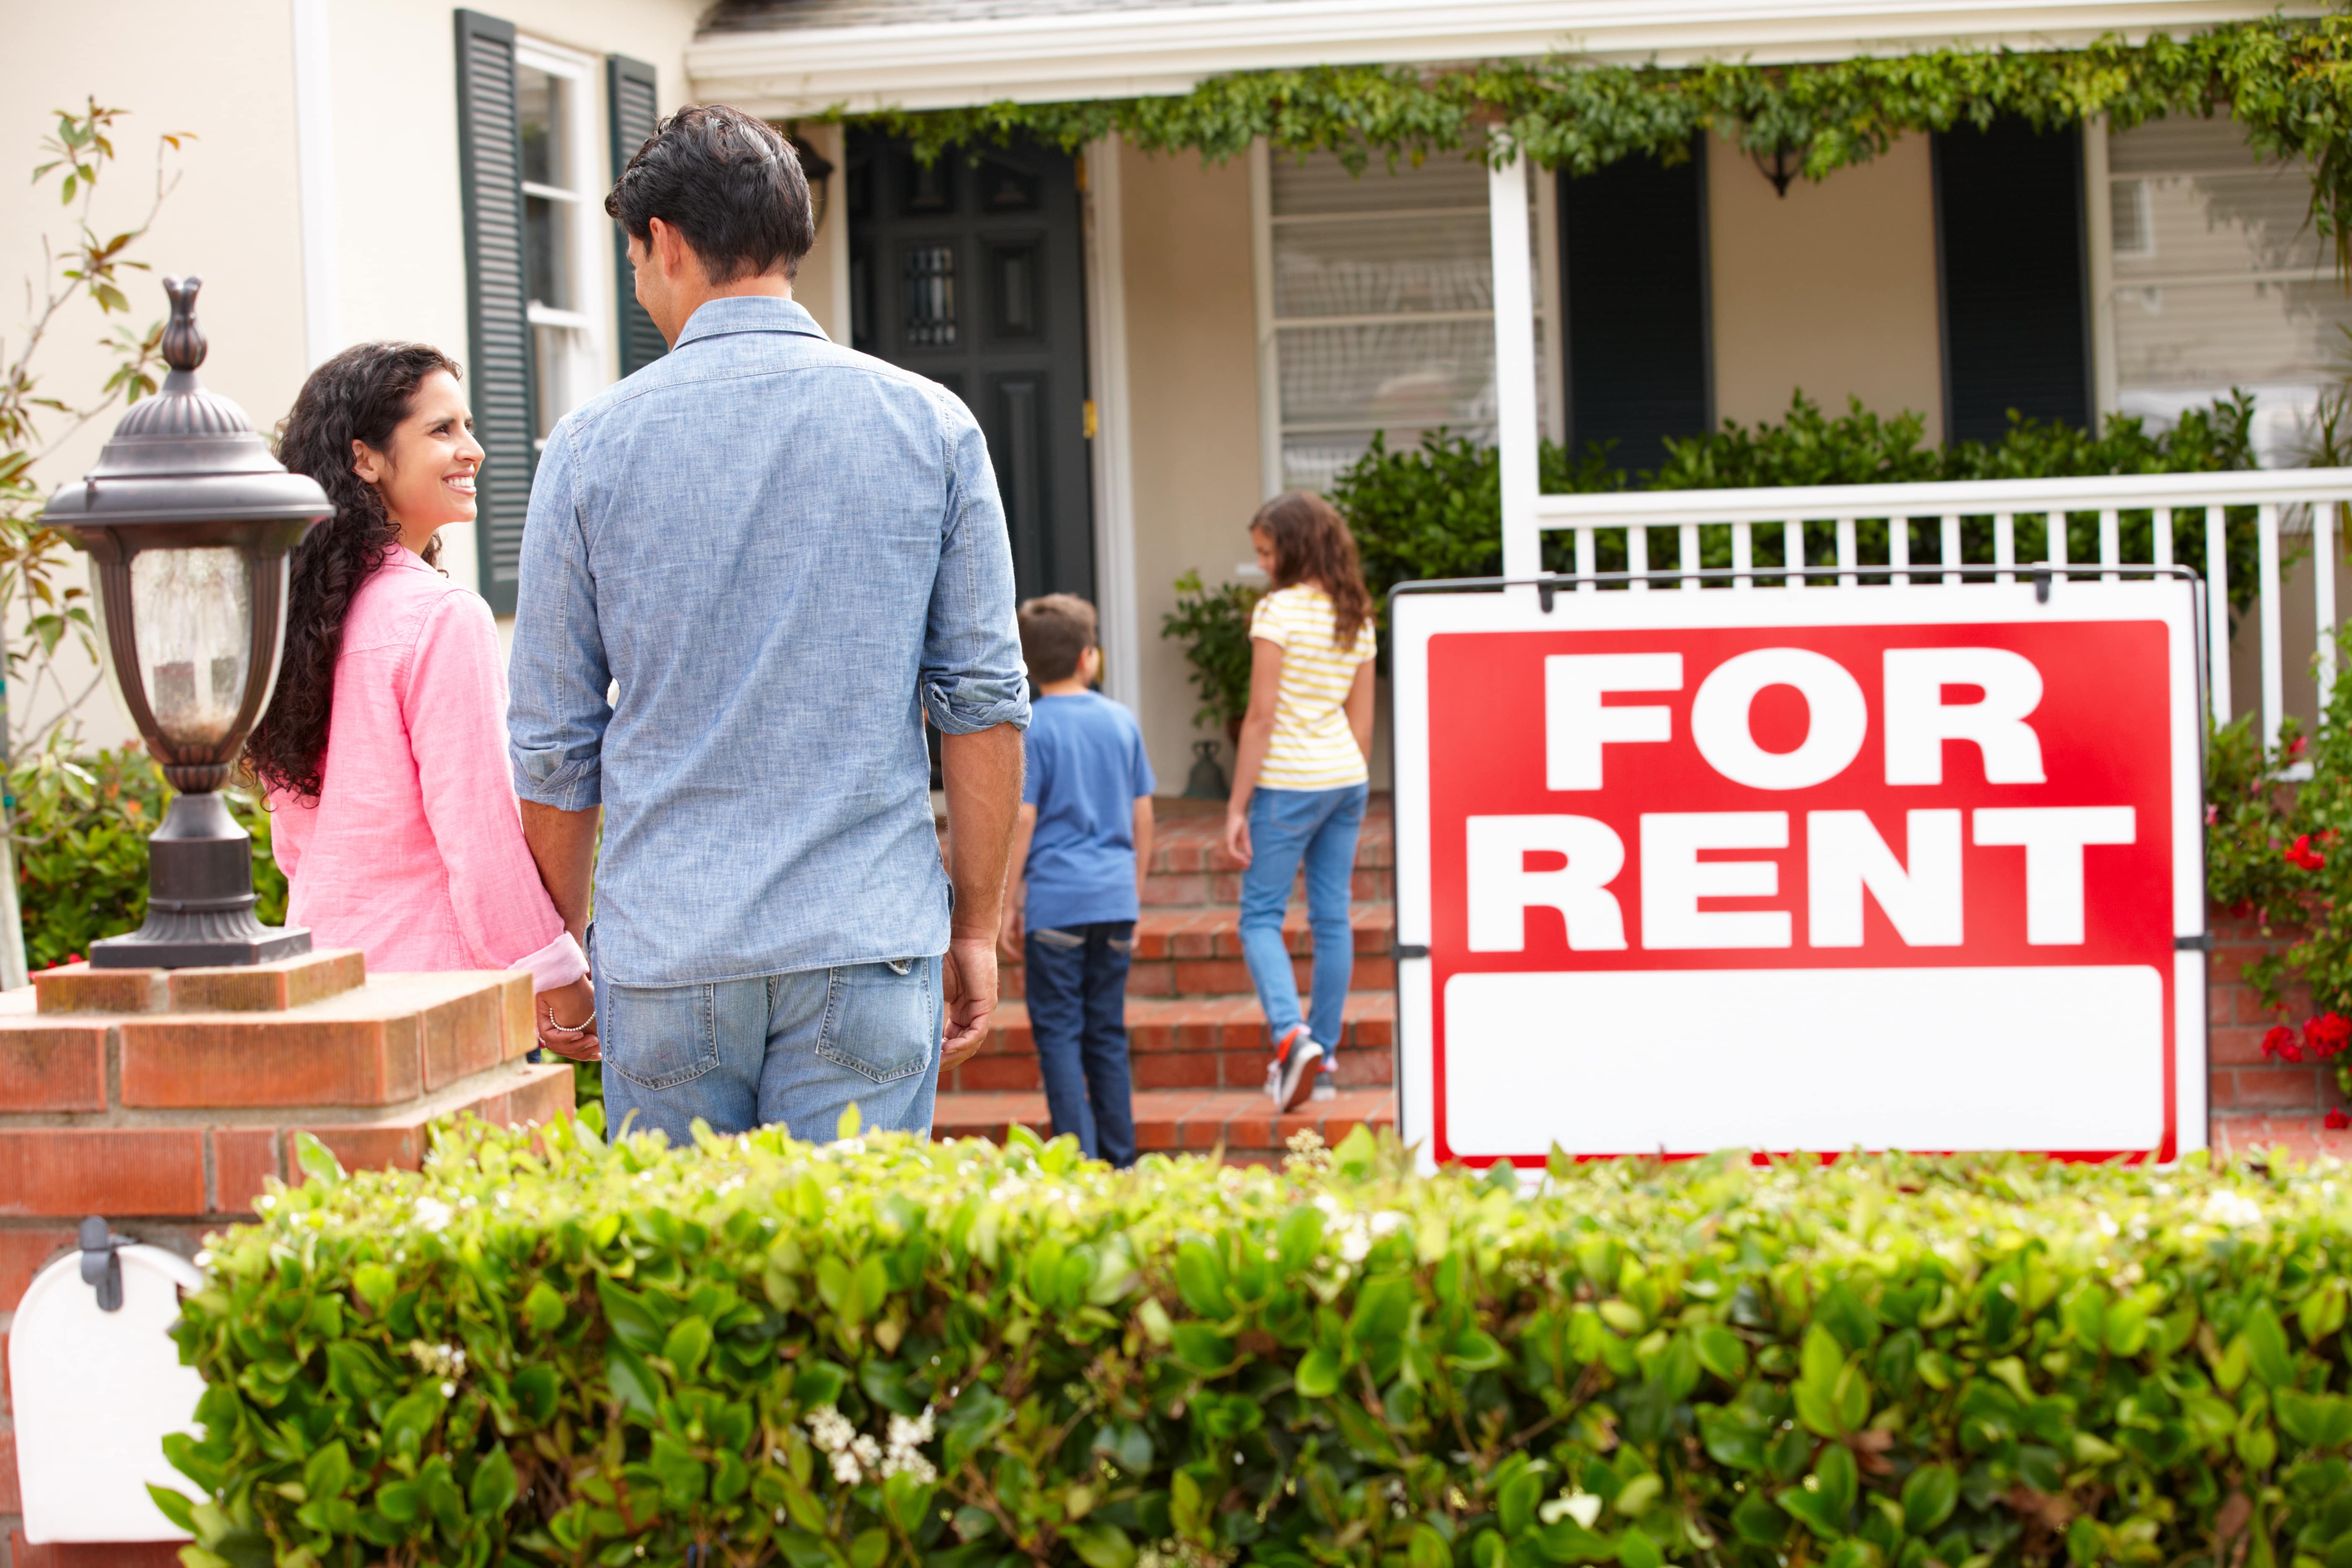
1388, 566, 2211, 1171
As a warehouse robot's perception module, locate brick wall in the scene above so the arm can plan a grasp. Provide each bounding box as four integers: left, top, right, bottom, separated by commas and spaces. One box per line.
0, 954, 571, 1568
2209, 914, 2352, 1158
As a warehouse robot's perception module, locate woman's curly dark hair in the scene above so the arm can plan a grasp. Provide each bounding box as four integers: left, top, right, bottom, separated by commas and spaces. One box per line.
246, 343, 459, 800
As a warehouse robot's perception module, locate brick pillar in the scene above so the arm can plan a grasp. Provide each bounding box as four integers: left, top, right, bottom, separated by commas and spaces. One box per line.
0, 952, 571, 1565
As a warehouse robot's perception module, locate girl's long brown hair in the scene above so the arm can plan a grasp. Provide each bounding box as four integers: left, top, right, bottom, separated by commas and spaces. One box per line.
246, 343, 456, 801
1251, 490, 1373, 647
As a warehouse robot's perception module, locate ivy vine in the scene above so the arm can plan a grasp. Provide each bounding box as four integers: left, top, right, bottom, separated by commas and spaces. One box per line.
847, 11, 2352, 268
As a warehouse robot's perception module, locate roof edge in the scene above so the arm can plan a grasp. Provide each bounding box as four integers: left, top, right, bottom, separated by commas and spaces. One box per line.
686, 0, 2318, 117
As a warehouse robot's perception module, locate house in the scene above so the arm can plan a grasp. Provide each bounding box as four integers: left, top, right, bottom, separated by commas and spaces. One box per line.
10, 0, 2348, 779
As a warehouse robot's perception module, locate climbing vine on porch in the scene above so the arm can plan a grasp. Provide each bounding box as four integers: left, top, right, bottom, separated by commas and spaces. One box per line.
852, 10, 2352, 268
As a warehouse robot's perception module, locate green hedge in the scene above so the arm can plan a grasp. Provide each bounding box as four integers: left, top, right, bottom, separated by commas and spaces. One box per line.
11, 743, 286, 969
163, 1119, 2352, 1568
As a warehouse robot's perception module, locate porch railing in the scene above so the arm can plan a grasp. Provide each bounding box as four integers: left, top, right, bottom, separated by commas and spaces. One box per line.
1524, 469, 2352, 756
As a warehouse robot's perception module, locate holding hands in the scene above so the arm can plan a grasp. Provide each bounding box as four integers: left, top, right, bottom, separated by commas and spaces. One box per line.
535, 974, 600, 1061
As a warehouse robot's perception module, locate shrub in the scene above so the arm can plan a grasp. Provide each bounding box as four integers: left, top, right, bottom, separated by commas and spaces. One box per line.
1162, 572, 1262, 737
12, 741, 286, 969
165, 1117, 2352, 1568
1331, 392, 2264, 607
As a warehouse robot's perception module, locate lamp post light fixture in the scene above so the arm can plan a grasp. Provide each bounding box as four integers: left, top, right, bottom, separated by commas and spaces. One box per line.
39, 276, 331, 967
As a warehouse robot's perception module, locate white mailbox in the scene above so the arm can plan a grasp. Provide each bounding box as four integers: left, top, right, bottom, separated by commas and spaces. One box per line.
10, 1224, 205, 1543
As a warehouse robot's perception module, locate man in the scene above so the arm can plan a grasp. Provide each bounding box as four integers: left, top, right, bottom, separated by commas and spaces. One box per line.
508, 106, 1027, 1145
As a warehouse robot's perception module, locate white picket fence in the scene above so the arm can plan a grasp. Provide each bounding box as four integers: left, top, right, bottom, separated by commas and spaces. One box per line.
1526, 469, 2352, 761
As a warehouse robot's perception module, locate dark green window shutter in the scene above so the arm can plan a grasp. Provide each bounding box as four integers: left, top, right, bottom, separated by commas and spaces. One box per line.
606, 54, 668, 377
1935, 118, 2092, 443
454, 8, 535, 615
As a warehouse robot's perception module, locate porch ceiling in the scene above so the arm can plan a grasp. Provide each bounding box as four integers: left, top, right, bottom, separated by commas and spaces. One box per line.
687, 0, 2314, 118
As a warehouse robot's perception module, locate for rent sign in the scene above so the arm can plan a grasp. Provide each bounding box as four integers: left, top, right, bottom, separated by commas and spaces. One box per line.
1390, 579, 2207, 1168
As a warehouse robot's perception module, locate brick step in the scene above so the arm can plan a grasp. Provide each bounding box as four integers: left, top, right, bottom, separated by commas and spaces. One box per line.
1140, 798, 1393, 906
1004, 903, 1395, 999
2211, 1115, 2352, 1160
933, 1086, 1395, 1163
948, 992, 1395, 1095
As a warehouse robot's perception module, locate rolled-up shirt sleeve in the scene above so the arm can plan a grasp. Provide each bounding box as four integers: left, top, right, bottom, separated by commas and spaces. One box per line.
921, 400, 1030, 735
507, 423, 611, 808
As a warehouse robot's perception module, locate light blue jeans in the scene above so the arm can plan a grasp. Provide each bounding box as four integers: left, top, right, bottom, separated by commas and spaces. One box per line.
1238, 783, 1367, 1058
595, 951, 942, 1145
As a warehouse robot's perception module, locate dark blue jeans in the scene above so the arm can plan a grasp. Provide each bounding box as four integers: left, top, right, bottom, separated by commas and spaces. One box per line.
1024, 921, 1137, 1167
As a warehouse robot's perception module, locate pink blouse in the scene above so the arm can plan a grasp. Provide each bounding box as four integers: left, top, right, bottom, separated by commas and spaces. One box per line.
268, 547, 586, 990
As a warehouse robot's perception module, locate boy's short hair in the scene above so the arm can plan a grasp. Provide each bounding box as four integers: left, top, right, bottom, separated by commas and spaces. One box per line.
1019, 594, 1099, 685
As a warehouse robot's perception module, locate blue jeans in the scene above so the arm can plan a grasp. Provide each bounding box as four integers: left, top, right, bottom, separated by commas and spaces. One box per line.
1024, 921, 1137, 1167
595, 950, 942, 1145
1239, 783, 1367, 1059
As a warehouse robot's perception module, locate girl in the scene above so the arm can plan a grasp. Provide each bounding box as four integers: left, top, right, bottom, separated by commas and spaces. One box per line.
248, 344, 597, 1059
1223, 491, 1378, 1111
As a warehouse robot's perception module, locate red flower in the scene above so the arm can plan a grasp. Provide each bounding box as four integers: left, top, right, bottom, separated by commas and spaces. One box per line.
2288, 834, 2329, 871
2328, 1108, 2351, 1131
2293, 735, 2311, 758
2311, 1014, 2352, 1059
2264, 1024, 2305, 1062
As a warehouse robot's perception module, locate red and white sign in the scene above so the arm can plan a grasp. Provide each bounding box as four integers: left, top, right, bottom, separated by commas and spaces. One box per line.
1390, 579, 2207, 1168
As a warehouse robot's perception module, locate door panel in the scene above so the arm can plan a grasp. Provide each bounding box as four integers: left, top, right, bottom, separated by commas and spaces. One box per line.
849, 132, 1094, 603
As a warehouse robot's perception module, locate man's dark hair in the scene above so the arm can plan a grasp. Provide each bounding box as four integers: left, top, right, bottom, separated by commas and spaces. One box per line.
604, 105, 814, 283
1019, 594, 1099, 686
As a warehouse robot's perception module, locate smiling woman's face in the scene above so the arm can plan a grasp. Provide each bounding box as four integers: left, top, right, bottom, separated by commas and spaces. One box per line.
350, 369, 483, 552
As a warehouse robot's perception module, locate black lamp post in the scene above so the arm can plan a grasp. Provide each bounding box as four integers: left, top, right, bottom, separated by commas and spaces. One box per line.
40, 276, 331, 967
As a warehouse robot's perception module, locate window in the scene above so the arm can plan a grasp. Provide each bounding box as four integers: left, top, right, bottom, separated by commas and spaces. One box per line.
1255, 148, 1551, 495
515, 42, 607, 445
1935, 119, 2092, 443
2102, 114, 2352, 462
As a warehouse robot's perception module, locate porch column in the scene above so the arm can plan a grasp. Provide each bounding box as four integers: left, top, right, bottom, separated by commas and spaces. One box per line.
1489, 147, 1542, 580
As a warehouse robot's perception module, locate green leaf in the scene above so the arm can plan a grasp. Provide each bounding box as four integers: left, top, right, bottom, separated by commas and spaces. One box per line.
1071, 1522, 1138, 1568
2244, 1305, 2298, 1390
301, 1442, 352, 1502
1172, 1323, 1234, 1370
794, 1360, 848, 1408
146, 1484, 198, 1534
1614, 1526, 1664, 1568
1174, 1240, 1231, 1318
468, 1444, 518, 1516
662, 1313, 713, 1374
851, 1529, 890, 1568
291, 1132, 344, 1187
523, 1280, 567, 1334
1900, 1463, 1958, 1534
1295, 1347, 1344, 1398
1410, 1524, 1452, 1568
352, 1264, 396, 1312
1696, 1325, 1750, 1382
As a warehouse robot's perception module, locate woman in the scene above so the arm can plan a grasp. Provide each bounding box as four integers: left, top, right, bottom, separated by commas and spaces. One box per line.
1223, 490, 1378, 1111
248, 344, 597, 1058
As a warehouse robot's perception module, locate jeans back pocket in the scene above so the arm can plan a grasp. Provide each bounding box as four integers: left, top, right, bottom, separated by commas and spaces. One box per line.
817, 959, 936, 1084
604, 982, 721, 1091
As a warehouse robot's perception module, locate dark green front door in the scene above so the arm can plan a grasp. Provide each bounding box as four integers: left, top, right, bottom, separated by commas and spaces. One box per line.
846, 132, 1096, 604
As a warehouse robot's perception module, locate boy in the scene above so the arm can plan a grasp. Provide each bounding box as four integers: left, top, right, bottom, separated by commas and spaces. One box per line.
1002, 595, 1155, 1166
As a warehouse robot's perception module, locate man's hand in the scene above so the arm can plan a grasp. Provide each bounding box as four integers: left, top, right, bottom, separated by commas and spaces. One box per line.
998, 899, 1024, 963
941, 937, 998, 1069
938, 722, 1023, 1073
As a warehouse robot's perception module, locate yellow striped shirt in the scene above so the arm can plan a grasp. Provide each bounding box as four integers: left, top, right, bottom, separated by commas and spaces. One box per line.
1251, 584, 1377, 789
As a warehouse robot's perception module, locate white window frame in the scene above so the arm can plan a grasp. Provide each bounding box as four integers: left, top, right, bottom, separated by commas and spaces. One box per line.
1249, 138, 1557, 500
514, 36, 611, 445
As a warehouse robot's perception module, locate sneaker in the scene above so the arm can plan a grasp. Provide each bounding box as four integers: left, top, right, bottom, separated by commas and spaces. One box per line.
1264, 1024, 1306, 1102
1310, 1069, 1338, 1103
1272, 1028, 1325, 1112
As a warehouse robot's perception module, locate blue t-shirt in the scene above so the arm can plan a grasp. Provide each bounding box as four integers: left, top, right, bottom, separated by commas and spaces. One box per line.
1021, 691, 1157, 931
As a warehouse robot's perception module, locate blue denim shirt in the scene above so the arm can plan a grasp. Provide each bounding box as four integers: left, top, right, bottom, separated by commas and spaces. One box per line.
506, 296, 1029, 988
